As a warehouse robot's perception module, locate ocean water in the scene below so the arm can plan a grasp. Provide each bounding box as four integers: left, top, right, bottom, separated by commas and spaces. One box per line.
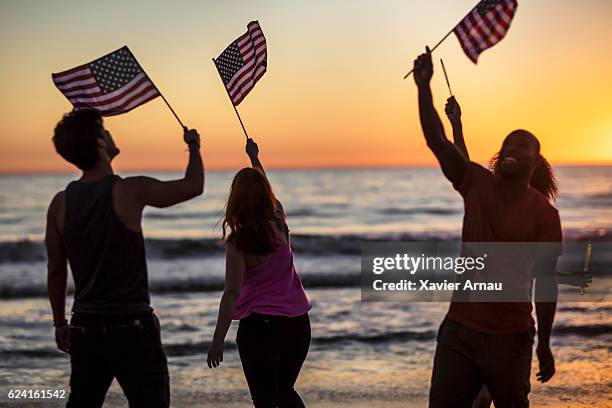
0, 167, 611, 407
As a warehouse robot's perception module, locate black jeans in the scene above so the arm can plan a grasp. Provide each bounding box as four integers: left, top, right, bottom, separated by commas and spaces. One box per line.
429, 318, 535, 408
237, 312, 311, 408
67, 311, 169, 408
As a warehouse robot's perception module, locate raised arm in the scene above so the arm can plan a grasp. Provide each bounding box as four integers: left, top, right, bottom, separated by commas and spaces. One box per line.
120, 128, 204, 208
413, 47, 467, 186
445, 96, 469, 160
207, 243, 245, 368
245, 138, 284, 214
45, 191, 70, 353
246, 137, 265, 175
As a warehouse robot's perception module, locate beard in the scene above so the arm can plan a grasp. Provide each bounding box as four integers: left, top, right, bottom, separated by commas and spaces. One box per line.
497, 159, 532, 180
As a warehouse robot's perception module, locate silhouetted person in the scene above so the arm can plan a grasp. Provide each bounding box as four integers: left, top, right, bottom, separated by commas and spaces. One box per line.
445, 94, 589, 408
207, 138, 311, 408
46, 109, 204, 407
413, 47, 561, 408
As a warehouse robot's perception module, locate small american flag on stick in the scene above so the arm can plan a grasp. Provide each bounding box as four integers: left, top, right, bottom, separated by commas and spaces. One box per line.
454, 0, 518, 63
403, 0, 519, 78
52, 46, 160, 116
214, 21, 267, 106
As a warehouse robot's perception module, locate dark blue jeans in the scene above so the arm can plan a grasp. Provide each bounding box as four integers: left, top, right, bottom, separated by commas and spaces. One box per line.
67, 312, 169, 408
429, 318, 535, 408
237, 312, 311, 408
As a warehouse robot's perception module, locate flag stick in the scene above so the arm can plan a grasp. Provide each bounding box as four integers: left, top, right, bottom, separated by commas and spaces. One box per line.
131, 55, 187, 131
440, 58, 453, 96
581, 242, 592, 295
403, 0, 493, 79
403, 28, 455, 79
212, 58, 249, 140
158, 93, 187, 131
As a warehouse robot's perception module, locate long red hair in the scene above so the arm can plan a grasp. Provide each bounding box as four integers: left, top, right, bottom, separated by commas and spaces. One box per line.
222, 167, 279, 254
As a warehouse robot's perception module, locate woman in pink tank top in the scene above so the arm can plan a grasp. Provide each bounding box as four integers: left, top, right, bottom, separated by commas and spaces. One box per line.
207, 138, 311, 407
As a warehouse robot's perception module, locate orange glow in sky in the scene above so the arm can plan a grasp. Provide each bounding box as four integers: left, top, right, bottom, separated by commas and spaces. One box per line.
0, 0, 611, 173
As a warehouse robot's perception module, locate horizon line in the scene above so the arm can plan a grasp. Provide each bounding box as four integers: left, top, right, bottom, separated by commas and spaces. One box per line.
1, 161, 612, 176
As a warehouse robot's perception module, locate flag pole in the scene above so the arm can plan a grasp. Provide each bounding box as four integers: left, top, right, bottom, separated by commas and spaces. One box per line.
131, 53, 187, 131
581, 242, 592, 295
403, 28, 455, 79
212, 58, 249, 140
403, 0, 489, 79
158, 93, 187, 131
440, 58, 453, 96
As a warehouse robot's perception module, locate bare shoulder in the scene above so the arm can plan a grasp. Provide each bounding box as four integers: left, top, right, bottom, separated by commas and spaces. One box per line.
114, 175, 158, 199
48, 190, 65, 215
116, 175, 157, 191
47, 190, 66, 234
225, 241, 247, 268
225, 240, 241, 257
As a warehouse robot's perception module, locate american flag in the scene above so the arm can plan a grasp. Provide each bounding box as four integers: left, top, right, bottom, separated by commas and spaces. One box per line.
215, 21, 267, 106
52, 46, 160, 116
454, 0, 518, 63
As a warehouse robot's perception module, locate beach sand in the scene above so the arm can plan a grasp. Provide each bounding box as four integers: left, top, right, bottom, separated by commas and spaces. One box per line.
1, 294, 610, 408
4, 353, 608, 408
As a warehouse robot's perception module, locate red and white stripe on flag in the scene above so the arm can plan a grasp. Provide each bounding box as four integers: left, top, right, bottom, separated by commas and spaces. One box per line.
52, 46, 160, 116
453, 0, 518, 64
215, 21, 267, 106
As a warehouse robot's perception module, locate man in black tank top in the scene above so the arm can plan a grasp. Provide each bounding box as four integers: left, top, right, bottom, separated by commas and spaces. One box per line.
46, 109, 204, 407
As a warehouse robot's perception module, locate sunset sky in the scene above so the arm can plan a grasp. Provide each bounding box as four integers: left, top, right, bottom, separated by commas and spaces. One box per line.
1, 0, 611, 173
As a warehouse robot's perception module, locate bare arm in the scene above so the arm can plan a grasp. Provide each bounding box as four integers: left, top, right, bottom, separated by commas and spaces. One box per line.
246, 137, 265, 175
534, 254, 559, 383
245, 137, 285, 214
123, 129, 204, 208
413, 48, 467, 186
207, 243, 245, 368
445, 96, 469, 160
45, 192, 70, 353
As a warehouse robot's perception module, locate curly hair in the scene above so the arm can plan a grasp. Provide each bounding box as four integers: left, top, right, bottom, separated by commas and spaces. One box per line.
53, 109, 103, 170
